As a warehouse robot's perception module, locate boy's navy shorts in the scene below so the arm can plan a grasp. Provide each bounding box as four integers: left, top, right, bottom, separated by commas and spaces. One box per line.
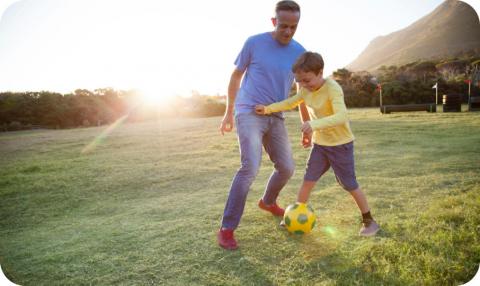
304, 141, 359, 191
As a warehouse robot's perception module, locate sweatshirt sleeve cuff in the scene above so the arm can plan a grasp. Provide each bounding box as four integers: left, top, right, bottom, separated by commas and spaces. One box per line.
264, 106, 273, 114
309, 119, 326, 130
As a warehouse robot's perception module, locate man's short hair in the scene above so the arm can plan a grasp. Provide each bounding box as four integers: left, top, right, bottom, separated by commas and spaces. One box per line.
292, 52, 324, 75
275, 0, 300, 14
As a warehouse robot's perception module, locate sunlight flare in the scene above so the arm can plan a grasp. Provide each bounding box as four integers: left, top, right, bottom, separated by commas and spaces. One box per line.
81, 115, 129, 154
138, 87, 173, 107
140, 91, 163, 106
321, 225, 337, 237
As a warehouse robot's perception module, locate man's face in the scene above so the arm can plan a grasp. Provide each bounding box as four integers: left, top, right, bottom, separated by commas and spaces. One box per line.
272, 10, 300, 45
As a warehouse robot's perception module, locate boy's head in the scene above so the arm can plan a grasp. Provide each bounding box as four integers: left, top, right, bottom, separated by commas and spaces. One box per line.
292, 52, 324, 75
293, 52, 325, 91
271, 1, 301, 45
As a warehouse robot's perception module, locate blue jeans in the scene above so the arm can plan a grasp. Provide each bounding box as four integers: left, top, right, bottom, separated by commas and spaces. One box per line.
221, 112, 295, 229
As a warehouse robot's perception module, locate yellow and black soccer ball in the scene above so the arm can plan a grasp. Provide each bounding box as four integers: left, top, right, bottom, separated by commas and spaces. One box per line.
283, 203, 316, 234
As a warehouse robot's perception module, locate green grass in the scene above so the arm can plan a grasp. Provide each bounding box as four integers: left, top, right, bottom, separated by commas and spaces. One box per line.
1, 108, 479, 285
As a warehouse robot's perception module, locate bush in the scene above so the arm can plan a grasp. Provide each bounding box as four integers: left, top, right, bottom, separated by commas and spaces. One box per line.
8, 121, 23, 131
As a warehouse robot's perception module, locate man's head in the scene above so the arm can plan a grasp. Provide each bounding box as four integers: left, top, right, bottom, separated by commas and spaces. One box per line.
271, 1, 301, 45
292, 52, 325, 91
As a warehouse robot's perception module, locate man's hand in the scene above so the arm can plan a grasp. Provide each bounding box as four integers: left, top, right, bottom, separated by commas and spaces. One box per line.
219, 113, 234, 135
255, 105, 266, 115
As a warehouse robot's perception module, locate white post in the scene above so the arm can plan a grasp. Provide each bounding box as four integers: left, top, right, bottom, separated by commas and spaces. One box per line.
432, 82, 438, 105
468, 81, 471, 104
379, 88, 383, 107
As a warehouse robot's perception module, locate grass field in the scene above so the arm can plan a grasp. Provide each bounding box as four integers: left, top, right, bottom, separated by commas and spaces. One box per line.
1, 107, 479, 285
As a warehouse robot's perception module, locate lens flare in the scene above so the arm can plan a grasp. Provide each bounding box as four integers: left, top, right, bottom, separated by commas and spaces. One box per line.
81, 115, 128, 154
321, 225, 337, 237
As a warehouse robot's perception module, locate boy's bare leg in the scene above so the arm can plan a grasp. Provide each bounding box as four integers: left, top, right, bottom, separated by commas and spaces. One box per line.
350, 187, 380, 236
297, 180, 317, 203
279, 180, 316, 227
349, 187, 370, 214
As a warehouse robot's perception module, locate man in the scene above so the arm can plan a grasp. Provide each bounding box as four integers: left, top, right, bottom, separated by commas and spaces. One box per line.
218, 0, 306, 250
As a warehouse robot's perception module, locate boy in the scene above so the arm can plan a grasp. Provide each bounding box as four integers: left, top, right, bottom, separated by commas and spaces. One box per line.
255, 52, 380, 236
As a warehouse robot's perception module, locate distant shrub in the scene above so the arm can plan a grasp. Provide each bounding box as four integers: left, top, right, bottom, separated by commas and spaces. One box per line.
8, 121, 23, 131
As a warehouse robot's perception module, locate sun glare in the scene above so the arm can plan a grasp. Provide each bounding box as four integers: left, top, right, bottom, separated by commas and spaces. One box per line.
139, 88, 171, 106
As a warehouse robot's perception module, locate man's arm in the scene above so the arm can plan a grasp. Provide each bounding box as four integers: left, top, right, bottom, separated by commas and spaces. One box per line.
220, 68, 244, 135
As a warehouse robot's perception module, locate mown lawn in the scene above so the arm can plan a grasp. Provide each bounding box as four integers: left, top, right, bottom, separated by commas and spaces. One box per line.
0, 107, 479, 285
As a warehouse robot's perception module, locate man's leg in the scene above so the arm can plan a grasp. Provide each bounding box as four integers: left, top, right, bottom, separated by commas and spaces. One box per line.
221, 113, 266, 230
261, 116, 295, 205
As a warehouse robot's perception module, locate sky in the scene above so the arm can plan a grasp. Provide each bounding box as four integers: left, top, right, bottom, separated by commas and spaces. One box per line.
0, 0, 478, 100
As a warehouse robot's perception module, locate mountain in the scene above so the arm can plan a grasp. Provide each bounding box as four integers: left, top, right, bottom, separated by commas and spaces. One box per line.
347, 0, 480, 71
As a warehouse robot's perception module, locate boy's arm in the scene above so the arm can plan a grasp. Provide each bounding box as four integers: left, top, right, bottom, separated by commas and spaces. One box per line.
309, 87, 348, 130
264, 93, 303, 114
298, 102, 310, 122
298, 102, 312, 147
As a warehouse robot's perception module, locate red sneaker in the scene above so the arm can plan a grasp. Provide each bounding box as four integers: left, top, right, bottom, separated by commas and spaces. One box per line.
217, 228, 238, 250
258, 199, 285, 217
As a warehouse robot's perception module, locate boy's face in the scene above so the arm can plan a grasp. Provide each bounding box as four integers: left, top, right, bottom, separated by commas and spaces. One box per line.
295, 70, 323, 91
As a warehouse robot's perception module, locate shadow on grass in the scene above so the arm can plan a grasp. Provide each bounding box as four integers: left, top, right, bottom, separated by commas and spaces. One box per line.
211, 248, 276, 286
270, 219, 408, 285
304, 251, 410, 286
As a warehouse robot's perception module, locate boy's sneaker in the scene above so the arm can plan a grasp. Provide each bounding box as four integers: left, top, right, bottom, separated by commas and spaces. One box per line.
258, 199, 285, 217
359, 219, 380, 236
217, 228, 238, 250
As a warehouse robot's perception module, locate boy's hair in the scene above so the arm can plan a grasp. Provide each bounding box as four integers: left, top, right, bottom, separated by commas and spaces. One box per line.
292, 52, 324, 75
275, 0, 300, 14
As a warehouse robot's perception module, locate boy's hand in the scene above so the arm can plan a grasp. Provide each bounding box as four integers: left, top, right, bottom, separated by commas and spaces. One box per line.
302, 132, 312, 148
255, 105, 266, 115
301, 121, 313, 134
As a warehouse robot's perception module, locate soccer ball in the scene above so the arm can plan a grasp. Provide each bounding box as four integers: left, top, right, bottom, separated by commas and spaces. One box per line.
283, 203, 316, 234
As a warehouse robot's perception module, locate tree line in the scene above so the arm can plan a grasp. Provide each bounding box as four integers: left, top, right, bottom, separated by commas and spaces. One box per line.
336, 56, 480, 107
1, 56, 478, 131
0, 89, 225, 131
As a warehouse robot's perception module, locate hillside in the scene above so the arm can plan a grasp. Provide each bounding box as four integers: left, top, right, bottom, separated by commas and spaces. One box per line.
347, 0, 480, 71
